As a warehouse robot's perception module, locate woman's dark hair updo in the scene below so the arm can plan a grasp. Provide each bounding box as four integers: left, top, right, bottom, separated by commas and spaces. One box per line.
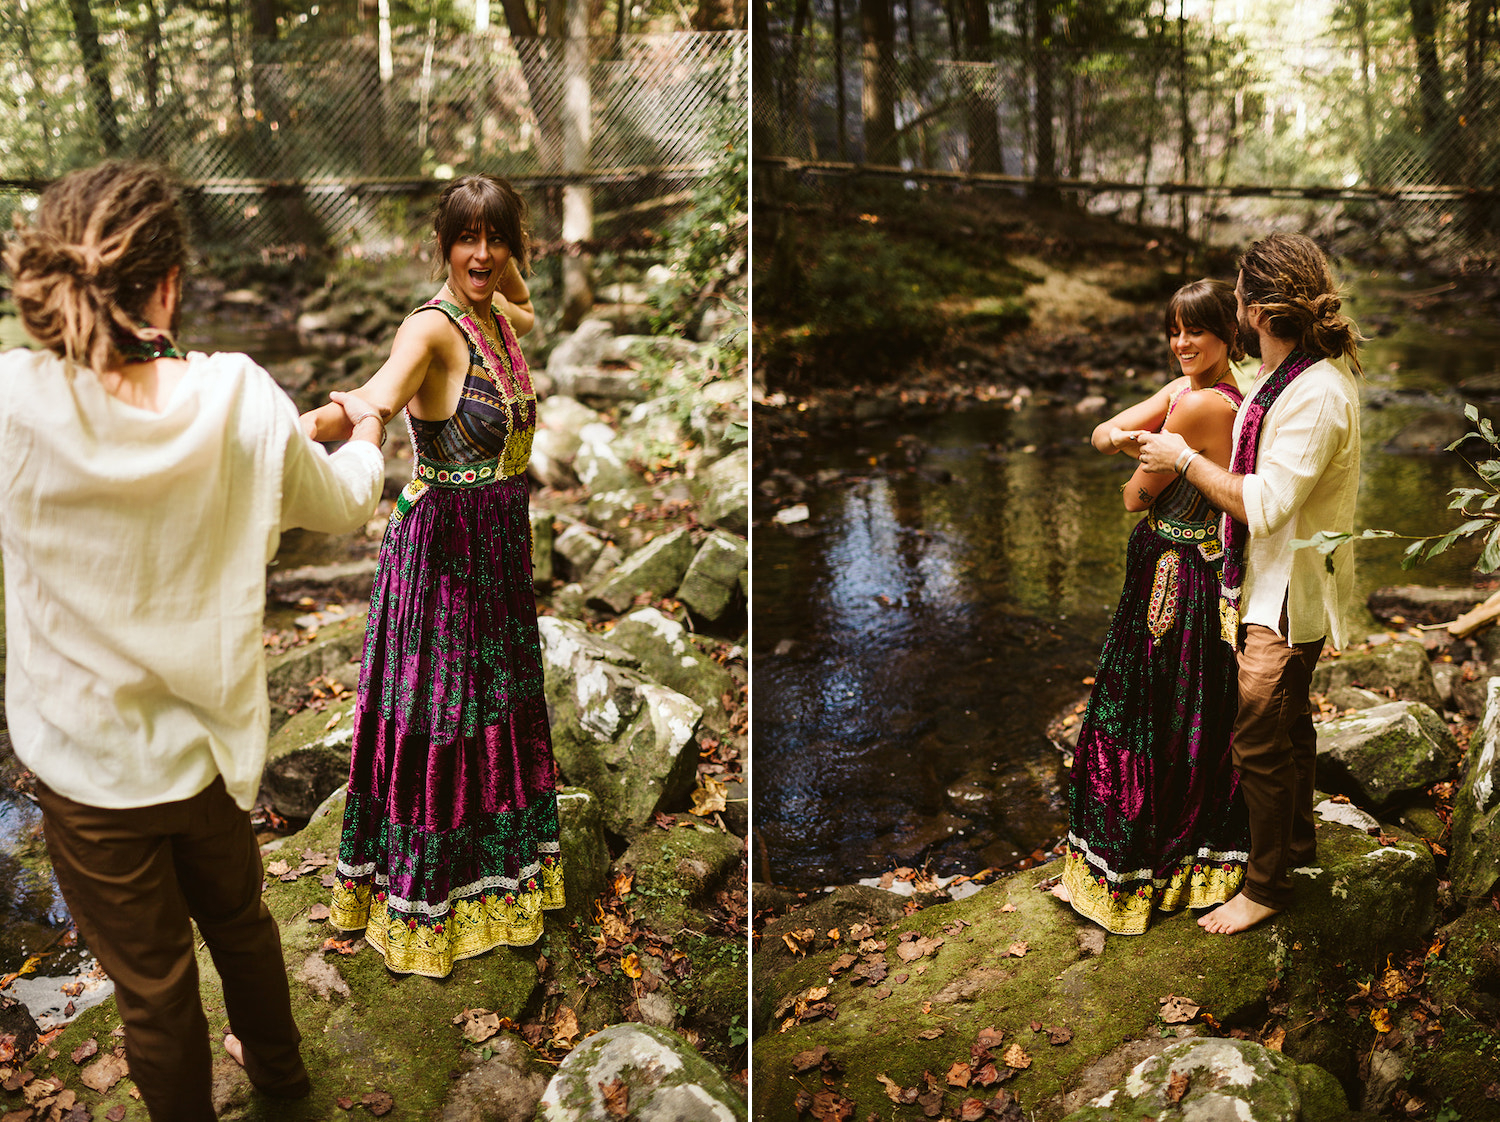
4, 161, 188, 374
1237, 232, 1364, 376
431, 175, 531, 278
1164, 278, 1246, 364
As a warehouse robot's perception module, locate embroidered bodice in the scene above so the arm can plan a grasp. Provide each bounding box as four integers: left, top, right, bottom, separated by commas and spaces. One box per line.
1147, 381, 1243, 554
405, 298, 537, 478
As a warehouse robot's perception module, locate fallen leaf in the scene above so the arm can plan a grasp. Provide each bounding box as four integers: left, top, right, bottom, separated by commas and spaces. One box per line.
1001, 1044, 1031, 1070
337, 1099, 355, 1110
307, 904, 331, 922
1371, 1008, 1392, 1032
79, 1053, 128, 1094
1264, 1026, 1286, 1052
322, 937, 359, 956
461, 1010, 503, 1044
688, 776, 728, 817
792, 1046, 830, 1073
875, 1073, 912, 1104
972, 1062, 999, 1086
947, 1061, 971, 1087
320, 872, 338, 889
974, 1026, 1005, 1053
551, 1006, 580, 1048
620, 953, 642, 979
1077, 929, 1106, 956
70, 1039, 99, 1064
1158, 995, 1200, 1024
2, 1069, 33, 1092
59, 982, 84, 998
600, 1077, 629, 1120
1007, 941, 1029, 958
1000, 902, 1018, 912
782, 928, 815, 956
829, 953, 859, 974
361, 1091, 395, 1117
1046, 1025, 1073, 1046
809, 1090, 856, 1121
917, 1087, 943, 1119
612, 870, 634, 896
916, 1028, 943, 1040
107, 1108, 127, 1122
960, 1098, 988, 1121
266, 860, 290, 876
1167, 1070, 1190, 1103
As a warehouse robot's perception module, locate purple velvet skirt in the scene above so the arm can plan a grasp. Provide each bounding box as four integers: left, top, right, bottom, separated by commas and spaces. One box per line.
330, 473, 564, 977
1059, 516, 1248, 934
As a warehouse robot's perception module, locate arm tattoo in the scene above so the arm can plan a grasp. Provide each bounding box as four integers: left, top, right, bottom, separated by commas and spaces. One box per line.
1138, 487, 1151, 505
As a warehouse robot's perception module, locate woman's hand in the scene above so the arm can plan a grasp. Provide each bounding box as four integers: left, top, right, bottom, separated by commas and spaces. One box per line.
331, 391, 387, 448
1109, 427, 1148, 458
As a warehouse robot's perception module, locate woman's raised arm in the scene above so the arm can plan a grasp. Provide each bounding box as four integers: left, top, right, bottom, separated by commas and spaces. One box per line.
1090, 378, 1184, 457
300, 310, 450, 442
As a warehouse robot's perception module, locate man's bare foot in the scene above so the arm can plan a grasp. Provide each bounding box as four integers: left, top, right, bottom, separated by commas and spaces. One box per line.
1049, 882, 1072, 903
224, 1034, 245, 1067
1198, 892, 1279, 935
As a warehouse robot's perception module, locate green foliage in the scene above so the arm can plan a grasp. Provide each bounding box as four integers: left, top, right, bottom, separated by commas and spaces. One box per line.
1291, 403, 1500, 573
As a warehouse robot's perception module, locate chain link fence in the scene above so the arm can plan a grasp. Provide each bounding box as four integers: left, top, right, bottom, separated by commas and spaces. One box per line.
0, 26, 746, 258
757, 33, 1500, 259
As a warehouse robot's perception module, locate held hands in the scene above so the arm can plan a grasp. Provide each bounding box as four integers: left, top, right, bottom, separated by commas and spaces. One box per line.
1109, 427, 1148, 456
330, 391, 387, 448
1137, 429, 1191, 474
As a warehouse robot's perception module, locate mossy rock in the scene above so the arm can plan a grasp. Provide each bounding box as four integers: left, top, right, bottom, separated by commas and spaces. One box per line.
538, 1023, 746, 1121
1409, 1022, 1500, 1121
1449, 678, 1500, 903
619, 824, 745, 937
1429, 908, 1500, 1023
261, 694, 358, 818
1314, 701, 1459, 812
264, 612, 368, 736
752, 816, 1435, 1122
1310, 641, 1441, 711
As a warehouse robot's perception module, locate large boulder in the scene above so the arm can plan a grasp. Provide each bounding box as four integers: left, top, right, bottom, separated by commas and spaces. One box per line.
695, 448, 749, 536
574, 423, 645, 495
539, 617, 703, 836
1314, 700, 1460, 812
553, 522, 608, 583
1310, 641, 1441, 711
588, 528, 697, 616
537, 1023, 746, 1122
556, 786, 612, 922
752, 811, 1433, 1122
1449, 677, 1500, 903
261, 694, 358, 818
676, 531, 748, 623
264, 612, 368, 735
607, 608, 736, 731
267, 560, 380, 606
1061, 1038, 1348, 1122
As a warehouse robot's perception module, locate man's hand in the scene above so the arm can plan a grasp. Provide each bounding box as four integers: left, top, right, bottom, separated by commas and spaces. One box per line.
1138, 429, 1192, 474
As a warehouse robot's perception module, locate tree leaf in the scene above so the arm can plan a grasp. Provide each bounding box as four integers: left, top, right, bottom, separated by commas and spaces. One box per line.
1465, 403, 1480, 424
1479, 524, 1500, 574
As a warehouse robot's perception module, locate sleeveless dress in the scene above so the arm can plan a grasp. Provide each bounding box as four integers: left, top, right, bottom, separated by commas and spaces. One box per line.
330, 296, 565, 977
1058, 382, 1249, 935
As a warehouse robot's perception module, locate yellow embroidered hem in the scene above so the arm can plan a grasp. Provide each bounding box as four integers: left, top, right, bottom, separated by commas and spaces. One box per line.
1059, 849, 1244, 937
328, 861, 565, 978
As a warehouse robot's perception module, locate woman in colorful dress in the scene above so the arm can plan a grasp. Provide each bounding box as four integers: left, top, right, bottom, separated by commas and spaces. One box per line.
1050, 278, 1250, 935
303, 175, 564, 976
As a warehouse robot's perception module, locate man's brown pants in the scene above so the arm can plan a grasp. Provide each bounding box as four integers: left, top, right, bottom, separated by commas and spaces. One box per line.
36, 776, 310, 1122
1233, 624, 1325, 911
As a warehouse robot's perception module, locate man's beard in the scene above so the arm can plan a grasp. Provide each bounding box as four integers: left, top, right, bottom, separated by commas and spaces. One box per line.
1239, 310, 1261, 359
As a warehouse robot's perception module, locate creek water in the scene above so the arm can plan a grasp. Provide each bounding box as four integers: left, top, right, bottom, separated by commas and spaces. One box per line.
752, 277, 1500, 890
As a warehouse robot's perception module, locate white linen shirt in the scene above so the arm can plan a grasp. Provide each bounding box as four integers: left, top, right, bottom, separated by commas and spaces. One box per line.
0, 348, 384, 811
1232, 356, 1361, 649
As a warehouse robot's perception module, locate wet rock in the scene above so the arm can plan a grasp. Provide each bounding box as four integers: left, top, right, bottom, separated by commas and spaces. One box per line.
537, 1023, 745, 1121
676, 531, 748, 622
539, 617, 702, 836
437, 1034, 551, 1122
1315, 700, 1460, 812
1449, 677, 1500, 903
0, 992, 41, 1057
261, 694, 357, 819
695, 447, 749, 535
1060, 1038, 1348, 1122
588, 527, 696, 615
575, 423, 644, 494
607, 608, 735, 732
1310, 641, 1441, 711
267, 559, 380, 606
618, 825, 744, 936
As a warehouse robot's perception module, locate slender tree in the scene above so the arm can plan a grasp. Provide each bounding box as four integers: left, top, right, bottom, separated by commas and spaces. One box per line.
68, 0, 122, 154
1410, 0, 1454, 180
860, 0, 897, 162
1032, 0, 1057, 198
964, 0, 1002, 173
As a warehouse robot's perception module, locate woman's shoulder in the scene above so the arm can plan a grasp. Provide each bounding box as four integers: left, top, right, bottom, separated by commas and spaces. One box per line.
1167, 383, 1239, 432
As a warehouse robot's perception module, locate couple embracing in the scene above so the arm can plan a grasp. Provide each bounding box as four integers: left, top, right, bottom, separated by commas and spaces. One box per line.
1051, 232, 1363, 937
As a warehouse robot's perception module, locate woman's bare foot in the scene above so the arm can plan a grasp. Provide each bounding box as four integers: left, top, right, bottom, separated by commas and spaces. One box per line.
1049, 882, 1072, 903
1198, 892, 1278, 934
224, 1034, 245, 1067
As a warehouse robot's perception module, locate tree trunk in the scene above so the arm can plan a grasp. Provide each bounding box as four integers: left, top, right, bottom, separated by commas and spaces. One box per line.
560, 0, 594, 330
68, 0, 122, 154
833, 0, 849, 159
1409, 0, 1453, 179
1175, 0, 1191, 235
963, 0, 1001, 173
1032, 0, 1056, 199
1350, 0, 1377, 183
498, 0, 566, 171
16, 0, 52, 169
860, 0, 896, 163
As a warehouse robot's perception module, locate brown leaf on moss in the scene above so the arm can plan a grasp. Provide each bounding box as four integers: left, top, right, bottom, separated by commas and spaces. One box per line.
551, 1006, 580, 1049
307, 904, 331, 922
1263, 1026, 1286, 1052
809, 1090, 855, 1121
621, 953, 643, 979
1167, 1071, 1190, 1103
792, 1046, 830, 1073
829, 953, 859, 975
946, 1061, 971, 1087
106, 1107, 127, 1122
361, 1090, 395, 1116
79, 1053, 128, 1094
1006, 941, 1029, 958
1158, 995, 1200, 1024
876, 1073, 918, 1104
960, 1099, 988, 1122
1000, 1044, 1031, 1070
1046, 1025, 1073, 1045
69, 1040, 98, 1065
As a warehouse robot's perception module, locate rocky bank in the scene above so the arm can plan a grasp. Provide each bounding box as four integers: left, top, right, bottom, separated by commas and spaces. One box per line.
0, 247, 750, 1121
753, 589, 1500, 1122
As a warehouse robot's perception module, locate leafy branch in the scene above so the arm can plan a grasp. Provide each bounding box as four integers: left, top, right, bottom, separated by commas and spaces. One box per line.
1290, 404, 1500, 573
